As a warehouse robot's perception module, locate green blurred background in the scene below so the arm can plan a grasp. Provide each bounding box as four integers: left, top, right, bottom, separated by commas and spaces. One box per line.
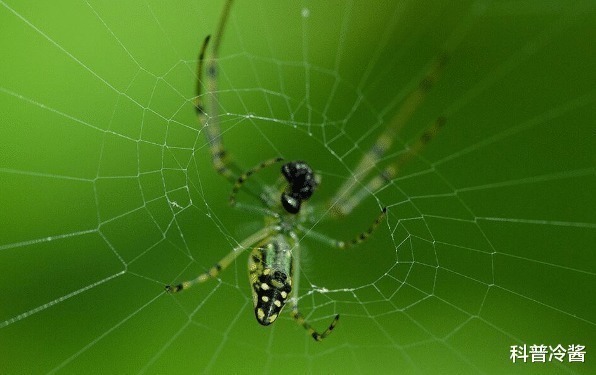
1, 0, 595, 374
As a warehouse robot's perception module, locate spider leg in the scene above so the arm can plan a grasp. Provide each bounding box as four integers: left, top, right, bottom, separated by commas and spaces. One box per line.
193, 34, 211, 115
300, 207, 387, 249
196, 0, 240, 183
331, 52, 448, 216
229, 157, 284, 206
290, 308, 340, 342
288, 238, 340, 341
338, 206, 387, 248
336, 116, 446, 215
165, 225, 273, 293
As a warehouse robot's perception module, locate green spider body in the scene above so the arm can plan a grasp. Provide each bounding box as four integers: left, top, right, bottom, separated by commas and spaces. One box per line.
249, 233, 294, 325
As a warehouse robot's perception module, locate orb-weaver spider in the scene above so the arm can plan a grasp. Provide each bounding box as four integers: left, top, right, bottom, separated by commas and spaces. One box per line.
165, 0, 447, 341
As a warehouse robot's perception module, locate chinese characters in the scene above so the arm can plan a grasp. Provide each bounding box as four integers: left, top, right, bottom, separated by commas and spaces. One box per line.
510, 344, 586, 363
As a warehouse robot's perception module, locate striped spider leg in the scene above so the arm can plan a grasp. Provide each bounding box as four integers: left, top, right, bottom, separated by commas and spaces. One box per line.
165, 226, 274, 294
331, 52, 449, 216
195, 0, 239, 183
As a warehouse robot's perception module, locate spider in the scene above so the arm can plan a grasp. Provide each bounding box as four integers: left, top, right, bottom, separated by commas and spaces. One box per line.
165, 0, 447, 341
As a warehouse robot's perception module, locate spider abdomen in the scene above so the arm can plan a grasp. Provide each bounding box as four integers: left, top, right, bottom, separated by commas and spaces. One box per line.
249, 234, 294, 326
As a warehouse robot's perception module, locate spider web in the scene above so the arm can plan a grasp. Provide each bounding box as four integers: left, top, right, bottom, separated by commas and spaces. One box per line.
1, 0, 595, 374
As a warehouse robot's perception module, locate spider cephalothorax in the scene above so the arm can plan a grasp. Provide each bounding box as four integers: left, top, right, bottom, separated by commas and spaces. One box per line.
280, 161, 317, 214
